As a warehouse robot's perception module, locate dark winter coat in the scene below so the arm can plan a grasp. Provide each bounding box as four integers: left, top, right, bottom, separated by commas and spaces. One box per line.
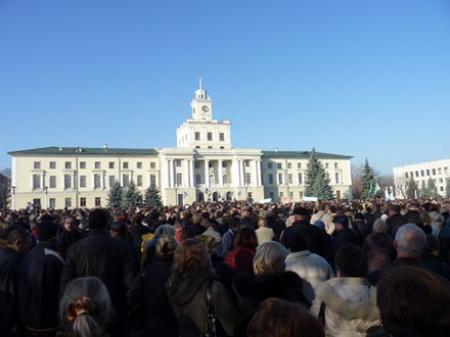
0, 247, 23, 337
130, 223, 150, 256
19, 242, 64, 334
232, 271, 310, 334
128, 258, 178, 337
56, 229, 85, 258
363, 233, 395, 272
386, 213, 407, 237
167, 271, 240, 337
332, 228, 360, 255
60, 230, 139, 337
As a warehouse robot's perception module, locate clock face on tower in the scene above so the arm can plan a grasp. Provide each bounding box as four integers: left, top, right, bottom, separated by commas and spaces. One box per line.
201, 105, 210, 112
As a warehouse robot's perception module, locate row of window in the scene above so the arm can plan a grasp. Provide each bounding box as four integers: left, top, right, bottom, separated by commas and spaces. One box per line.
267, 162, 339, 170
32, 197, 102, 209
33, 161, 157, 170
266, 172, 340, 185
32, 174, 158, 190
194, 131, 225, 142
405, 167, 448, 179
267, 190, 342, 199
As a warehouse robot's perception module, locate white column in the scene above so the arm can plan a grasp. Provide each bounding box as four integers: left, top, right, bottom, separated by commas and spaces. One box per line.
218, 160, 223, 187
168, 159, 173, 188
182, 159, 189, 187
239, 160, 244, 186
232, 159, 239, 187
204, 159, 209, 188
255, 160, 261, 186
190, 160, 194, 187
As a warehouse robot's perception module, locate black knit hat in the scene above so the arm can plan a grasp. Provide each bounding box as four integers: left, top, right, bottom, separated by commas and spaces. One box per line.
36, 219, 57, 242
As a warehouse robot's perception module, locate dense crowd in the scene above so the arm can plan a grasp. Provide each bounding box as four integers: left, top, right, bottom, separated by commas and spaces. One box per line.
1, 199, 450, 337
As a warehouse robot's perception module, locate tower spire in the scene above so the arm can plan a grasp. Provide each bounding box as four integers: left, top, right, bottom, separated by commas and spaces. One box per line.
198, 76, 202, 90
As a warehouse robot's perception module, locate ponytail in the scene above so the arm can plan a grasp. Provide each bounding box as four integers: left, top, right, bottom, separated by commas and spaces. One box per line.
72, 314, 103, 337
67, 296, 104, 337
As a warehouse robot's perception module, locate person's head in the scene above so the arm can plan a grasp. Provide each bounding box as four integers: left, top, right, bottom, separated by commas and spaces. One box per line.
3, 225, 29, 254
335, 245, 366, 278
377, 266, 450, 337
170, 238, 211, 281
64, 216, 77, 232
109, 222, 128, 239
229, 216, 241, 231
247, 298, 324, 337
257, 218, 267, 228
88, 209, 111, 231
372, 218, 388, 234
333, 215, 349, 231
36, 215, 58, 242
241, 206, 251, 219
388, 204, 401, 217
394, 223, 427, 258
154, 234, 177, 260
293, 207, 310, 222
60, 277, 111, 337
253, 241, 289, 275
235, 227, 258, 250
286, 231, 307, 253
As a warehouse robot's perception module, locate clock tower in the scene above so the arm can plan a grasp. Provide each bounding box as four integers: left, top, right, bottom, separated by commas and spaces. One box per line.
191, 78, 213, 121
176, 79, 232, 149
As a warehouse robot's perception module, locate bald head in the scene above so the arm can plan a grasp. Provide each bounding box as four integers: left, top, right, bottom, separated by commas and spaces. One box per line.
394, 223, 427, 258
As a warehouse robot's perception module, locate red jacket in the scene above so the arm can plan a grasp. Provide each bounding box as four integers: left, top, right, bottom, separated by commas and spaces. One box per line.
225, 246, 255, 273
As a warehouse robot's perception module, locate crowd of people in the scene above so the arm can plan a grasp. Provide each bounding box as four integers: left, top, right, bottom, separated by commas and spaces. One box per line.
1, 198, 450, 337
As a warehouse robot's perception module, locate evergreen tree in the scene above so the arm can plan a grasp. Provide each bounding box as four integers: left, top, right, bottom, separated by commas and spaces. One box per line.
420, 178, 438, 199
427, 178, 438, 198
121, 182, 142, 208
406, 178, 418, 199
305, 148, 334, 200
419, 180, 428, 198
360, 159, 377, 200
145, 185, 163, 208
107, 182, 123, 208
446, 178, 450, 198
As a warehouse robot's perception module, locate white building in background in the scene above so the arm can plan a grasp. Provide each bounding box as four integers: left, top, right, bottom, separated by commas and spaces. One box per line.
8, 83, 352, 209
393, 159, 450, 199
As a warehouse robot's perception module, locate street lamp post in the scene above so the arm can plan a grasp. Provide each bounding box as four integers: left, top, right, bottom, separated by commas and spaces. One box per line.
44, 186, 48, 209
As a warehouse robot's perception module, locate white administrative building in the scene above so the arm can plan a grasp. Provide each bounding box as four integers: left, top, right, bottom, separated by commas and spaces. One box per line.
8, 84, 352, 209
393, 159, 450, 199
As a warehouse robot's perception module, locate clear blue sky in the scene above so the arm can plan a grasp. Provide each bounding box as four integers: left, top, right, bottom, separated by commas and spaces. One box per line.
1, 0, 449, 174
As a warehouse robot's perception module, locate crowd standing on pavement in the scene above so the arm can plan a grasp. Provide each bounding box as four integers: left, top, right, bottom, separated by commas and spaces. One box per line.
1, 198, 450, 337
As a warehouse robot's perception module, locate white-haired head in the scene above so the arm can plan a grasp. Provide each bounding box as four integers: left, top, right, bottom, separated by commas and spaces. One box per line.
372, 219, 388, 234
394, 223, 427, 258
253, 241, 289, 275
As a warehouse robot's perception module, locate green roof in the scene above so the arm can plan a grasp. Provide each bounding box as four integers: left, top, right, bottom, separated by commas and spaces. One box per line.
262, 150, 352, 160
8, 147, 159, 156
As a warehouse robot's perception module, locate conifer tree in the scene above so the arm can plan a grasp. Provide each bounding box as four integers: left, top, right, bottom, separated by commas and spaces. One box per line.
145, 185, 163, 208
360, 159, 377, 200
406, 178, 418, 199
121, 182, 142, 208
107, 182, 123, 208
446, 178, 450, 198
305, 148, 334, 200
427, 178, 438, 198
